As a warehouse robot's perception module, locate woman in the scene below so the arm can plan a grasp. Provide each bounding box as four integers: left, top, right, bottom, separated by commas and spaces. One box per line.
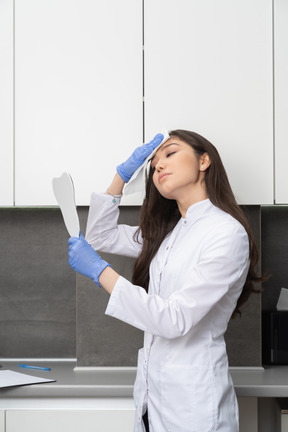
68, 130, 263, 432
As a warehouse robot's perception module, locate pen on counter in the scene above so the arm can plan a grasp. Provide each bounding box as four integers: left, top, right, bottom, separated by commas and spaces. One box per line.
18, 364, 51, 371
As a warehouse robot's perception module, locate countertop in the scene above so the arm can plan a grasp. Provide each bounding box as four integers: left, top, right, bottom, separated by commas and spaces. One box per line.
0, 360, 135, 399
1, 360, 288, 400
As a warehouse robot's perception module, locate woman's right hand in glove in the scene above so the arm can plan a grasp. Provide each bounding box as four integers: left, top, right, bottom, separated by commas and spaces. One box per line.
116, 133, 164, 183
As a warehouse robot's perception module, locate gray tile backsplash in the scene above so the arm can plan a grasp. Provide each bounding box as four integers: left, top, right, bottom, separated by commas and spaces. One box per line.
76, 206, 143, 366
76, 274, 143, 366
0, 208, 76, 358
225, 206, 262, 367
0, 203, 273, 367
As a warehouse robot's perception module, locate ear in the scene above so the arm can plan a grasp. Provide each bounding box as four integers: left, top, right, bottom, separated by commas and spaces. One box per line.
199, 153, 211, 172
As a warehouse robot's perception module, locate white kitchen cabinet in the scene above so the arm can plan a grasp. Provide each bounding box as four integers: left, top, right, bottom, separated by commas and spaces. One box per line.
144, 0, 273, 205
6, 409, 134, 432
281, 413, 288, 432
0, 0, 14, 206
274, 0, 288, 204
0, 410, 4, 432
14, 0, 142, 206
238, 397, 258, 432
2, 398, 255, 432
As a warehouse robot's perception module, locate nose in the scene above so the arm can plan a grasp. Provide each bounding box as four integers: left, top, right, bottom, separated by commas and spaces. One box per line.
154, 156, 165, 172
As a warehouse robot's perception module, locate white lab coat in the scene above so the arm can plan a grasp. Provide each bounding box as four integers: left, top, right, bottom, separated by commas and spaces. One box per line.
86, 193, 250, 432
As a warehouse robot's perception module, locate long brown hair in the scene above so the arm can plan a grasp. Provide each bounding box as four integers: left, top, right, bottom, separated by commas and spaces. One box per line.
132, 129, 264, 318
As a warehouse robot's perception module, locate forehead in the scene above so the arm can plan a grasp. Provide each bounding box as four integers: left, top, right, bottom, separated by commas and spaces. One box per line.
152, 136, 186, 157
158, 136, 183, 150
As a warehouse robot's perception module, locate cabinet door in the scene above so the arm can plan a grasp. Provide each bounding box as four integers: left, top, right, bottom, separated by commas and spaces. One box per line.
274, 0, 288, 204
0, 410, 4, 432
238, 397, 258, 432
15, 0, 142, 205
144, 0, 273, 204
6, 409, 134, 432
0, 0, 13, 206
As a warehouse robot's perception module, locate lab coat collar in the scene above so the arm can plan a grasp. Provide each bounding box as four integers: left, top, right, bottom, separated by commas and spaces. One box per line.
181, 198, 212, 225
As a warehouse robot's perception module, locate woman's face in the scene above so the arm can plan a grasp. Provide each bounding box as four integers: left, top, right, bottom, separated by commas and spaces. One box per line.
150, 136, 209, 204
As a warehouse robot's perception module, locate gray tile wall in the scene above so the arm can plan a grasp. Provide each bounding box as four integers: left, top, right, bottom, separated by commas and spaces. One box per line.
0, 204, 266, 366
76, 206, 143, 366
225, 206, 262, 367
0, 208, 76, 358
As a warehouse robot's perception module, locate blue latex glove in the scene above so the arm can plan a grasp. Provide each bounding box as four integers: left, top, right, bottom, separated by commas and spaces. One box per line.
117, 133, 164, 183
68, 233, 111, 287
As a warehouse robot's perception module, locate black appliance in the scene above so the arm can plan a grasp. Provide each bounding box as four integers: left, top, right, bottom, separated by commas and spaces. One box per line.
262, 310, 288, 365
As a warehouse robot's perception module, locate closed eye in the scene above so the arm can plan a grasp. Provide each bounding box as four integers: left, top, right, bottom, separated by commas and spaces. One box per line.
167, 151, 176, 158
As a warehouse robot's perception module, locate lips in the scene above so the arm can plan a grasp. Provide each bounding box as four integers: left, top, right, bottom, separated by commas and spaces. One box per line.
158, 172, 171, 183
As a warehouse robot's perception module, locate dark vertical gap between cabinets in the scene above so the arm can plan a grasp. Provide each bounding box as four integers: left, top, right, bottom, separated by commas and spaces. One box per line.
13, 0, 15, 205
142, 0, 145, 143
272, 0, 276, 204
